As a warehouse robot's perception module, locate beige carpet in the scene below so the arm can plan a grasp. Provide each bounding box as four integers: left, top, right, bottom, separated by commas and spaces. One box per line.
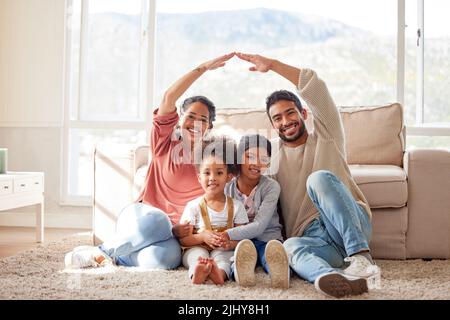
0, 232, 449, 300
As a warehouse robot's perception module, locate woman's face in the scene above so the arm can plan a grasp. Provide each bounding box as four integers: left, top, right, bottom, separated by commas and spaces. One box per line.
180, 102, 210, 144
240, 147, 270, 181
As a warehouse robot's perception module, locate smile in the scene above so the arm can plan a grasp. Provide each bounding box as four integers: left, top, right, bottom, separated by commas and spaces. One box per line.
281, 123, 298, 135
249, 167, 261, 174
188, 128, 201, 134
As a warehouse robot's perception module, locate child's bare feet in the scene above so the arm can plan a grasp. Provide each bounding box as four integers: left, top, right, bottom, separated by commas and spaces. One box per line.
207, 258, 226, 285
192, 257, 212, 284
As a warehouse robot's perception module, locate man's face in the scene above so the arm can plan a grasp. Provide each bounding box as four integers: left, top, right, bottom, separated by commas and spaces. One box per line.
268, 100, 307, 143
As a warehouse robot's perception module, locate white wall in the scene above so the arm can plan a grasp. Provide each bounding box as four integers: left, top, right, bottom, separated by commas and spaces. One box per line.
0, 0, 65, 126
0, 0, 91, 229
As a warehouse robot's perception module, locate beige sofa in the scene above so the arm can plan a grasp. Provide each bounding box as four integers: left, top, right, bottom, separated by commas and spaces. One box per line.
93, 103, 450, 259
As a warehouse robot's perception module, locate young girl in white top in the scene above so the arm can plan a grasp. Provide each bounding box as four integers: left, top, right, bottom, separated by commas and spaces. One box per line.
179, 137, 248, 285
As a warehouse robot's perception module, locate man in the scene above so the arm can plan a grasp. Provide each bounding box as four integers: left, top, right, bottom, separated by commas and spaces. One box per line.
234, 52, 380, 298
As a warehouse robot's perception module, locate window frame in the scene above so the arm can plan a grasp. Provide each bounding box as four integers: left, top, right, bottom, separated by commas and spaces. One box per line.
406, 0, 450, 136
61, 0, 156, 206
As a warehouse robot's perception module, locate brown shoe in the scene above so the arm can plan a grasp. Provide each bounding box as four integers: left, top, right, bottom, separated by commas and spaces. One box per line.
314, 272, 368, 298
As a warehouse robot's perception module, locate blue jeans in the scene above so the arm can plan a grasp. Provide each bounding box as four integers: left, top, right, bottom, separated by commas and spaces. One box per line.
283, 170, 372, 283
99, 203, 182, 269
252, 239, 269, 273
253, 239, 270, 273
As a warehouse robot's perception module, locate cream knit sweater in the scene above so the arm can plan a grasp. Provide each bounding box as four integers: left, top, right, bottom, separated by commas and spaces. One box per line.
269, 68, 372, 238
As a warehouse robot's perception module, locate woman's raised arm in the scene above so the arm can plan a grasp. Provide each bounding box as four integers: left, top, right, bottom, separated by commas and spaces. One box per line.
158, 53, 235, 116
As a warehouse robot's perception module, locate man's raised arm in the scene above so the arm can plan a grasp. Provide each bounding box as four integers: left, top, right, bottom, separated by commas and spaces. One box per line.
236, 52, 345, 146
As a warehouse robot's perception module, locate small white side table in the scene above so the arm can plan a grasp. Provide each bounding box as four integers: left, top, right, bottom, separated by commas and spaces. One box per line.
0, 172, 45, 242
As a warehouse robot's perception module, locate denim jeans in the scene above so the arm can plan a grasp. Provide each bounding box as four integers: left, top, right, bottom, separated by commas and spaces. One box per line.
283, 170, 372, 283
253, 239, 270, 273
99, 202, 182, 269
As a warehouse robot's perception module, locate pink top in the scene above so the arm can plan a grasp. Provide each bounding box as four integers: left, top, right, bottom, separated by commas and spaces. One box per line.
137, 109, 204, 225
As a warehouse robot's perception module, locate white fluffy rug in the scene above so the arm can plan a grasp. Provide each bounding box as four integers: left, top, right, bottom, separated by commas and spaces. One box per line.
1, 233, 449, 300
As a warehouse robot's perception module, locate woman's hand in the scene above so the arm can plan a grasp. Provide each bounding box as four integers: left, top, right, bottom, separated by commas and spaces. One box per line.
172, 222, 193, 238
158, 52, 235, 116
236, 52, 273, 73
196, 52, 235, 72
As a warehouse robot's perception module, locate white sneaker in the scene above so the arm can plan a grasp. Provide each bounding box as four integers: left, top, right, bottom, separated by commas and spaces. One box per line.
64, 245, 113, 269
343, 254, 381, 289
265, 240, 290, 289
315, 272, 368, 298
234, 239, 257, 287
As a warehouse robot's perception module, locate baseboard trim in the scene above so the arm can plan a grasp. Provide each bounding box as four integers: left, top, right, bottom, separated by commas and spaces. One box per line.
0, 211, 92, 229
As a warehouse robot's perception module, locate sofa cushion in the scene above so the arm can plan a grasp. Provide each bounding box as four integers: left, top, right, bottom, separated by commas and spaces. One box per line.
350, 164, 407, 208
214, 108, 276, 140
214, 104, 405, 167
340, 103, 405, 166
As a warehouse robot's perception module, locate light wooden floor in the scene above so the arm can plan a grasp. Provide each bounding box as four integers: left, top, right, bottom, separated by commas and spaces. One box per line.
0, 227, 87, 258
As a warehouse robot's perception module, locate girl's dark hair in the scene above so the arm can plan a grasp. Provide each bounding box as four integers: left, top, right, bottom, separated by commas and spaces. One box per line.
195, 135, 237, 175
265, 90, 303, 119
236, 134, 272, 173
181, 95, 216, 128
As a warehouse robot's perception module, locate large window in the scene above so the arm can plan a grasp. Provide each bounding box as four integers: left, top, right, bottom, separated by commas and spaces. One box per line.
64, 0, 152, 202
64, 0, 450, 203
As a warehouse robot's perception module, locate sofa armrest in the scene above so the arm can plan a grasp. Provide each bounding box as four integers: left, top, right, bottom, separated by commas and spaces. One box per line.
132, 145, 150, 199
134, 144, 150, 174
404, 149, 450, 258
93, 144, 139, 245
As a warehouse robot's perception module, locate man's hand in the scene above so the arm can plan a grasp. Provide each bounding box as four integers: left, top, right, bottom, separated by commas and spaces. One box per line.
236, 52, 273, 72
201, 231, 223, 249
197, 52, 235, 72
236, 52, 300, 85
172, 222, 192, 238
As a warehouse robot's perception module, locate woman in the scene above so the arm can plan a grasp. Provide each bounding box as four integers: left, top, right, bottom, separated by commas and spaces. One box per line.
65, 53, 235, 270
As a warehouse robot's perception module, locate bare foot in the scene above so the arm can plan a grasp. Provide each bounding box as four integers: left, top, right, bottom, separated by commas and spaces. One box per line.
192, 258, 212, 284
94, 254, 112, 267
207, 258, 226, 285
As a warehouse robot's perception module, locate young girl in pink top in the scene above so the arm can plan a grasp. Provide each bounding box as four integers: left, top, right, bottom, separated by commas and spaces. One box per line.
65, 53, 235, 270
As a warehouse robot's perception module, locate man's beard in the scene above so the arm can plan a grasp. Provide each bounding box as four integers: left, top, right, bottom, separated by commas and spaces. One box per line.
278, 119, 306, 143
